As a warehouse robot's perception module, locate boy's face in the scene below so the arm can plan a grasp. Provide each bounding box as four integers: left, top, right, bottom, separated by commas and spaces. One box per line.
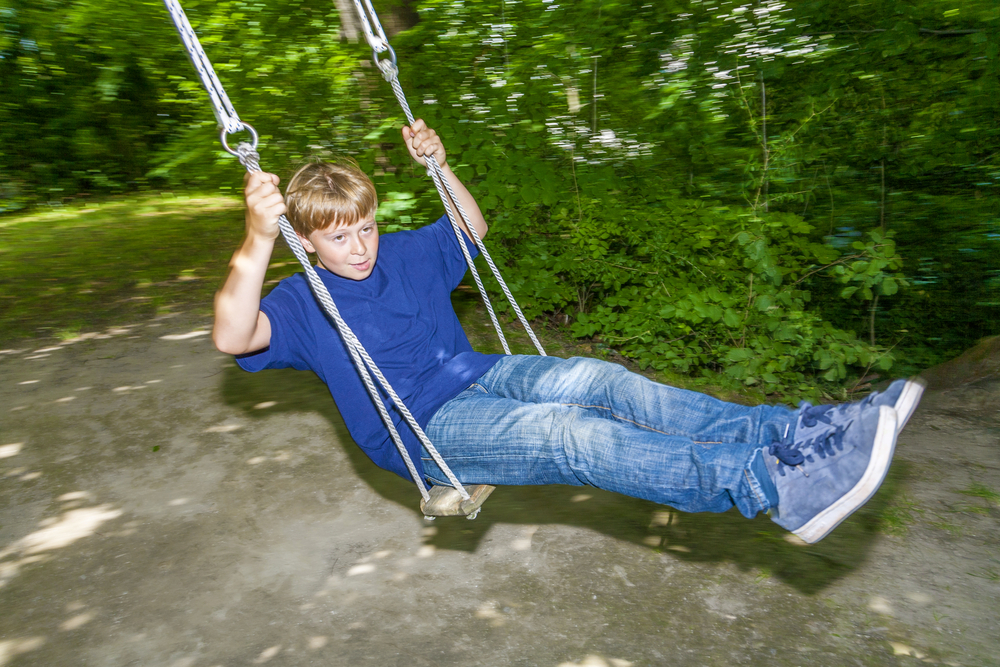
299, 216, 379, 281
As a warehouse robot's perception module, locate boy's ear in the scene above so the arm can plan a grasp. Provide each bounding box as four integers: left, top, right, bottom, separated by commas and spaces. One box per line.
297, 233, 316, 253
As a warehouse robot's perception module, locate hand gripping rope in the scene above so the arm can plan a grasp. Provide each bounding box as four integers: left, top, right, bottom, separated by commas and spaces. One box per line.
350, 0, 546, 357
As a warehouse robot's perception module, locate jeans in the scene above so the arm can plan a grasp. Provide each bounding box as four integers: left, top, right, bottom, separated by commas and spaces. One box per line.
422, 355, 794, 518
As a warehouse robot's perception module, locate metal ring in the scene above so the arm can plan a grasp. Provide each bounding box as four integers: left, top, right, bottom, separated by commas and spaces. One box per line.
372, 43, 397, 74
220, 122, 258, 157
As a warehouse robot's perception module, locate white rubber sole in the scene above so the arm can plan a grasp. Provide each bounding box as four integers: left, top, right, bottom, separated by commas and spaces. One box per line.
893, 377, 926, 434
795, 405, 899, 544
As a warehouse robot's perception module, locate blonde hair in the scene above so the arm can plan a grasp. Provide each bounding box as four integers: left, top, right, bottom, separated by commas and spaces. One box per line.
284, 158, 378, 237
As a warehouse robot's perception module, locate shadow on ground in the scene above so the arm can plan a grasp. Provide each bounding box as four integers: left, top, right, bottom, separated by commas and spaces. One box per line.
219, 362, 900, 596
2, 317, 997, 666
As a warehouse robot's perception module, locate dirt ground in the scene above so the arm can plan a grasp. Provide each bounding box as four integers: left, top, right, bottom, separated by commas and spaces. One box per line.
1, 313, 998, 667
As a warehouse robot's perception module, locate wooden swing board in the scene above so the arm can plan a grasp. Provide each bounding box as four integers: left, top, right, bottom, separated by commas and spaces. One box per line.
420, 484, 496, 517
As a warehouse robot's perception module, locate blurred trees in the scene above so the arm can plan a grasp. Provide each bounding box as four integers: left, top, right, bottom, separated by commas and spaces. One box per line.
0, 0, 368, 200
1, 0, 997, 385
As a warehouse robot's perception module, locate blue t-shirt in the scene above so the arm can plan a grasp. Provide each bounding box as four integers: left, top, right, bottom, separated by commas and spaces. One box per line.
236, 215, 504, 482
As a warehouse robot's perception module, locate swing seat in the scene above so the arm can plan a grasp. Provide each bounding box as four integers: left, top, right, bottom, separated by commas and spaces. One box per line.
421, 484, 495, 520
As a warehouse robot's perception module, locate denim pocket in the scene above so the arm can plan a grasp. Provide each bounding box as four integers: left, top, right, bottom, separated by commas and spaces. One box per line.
419, 461, 450, 487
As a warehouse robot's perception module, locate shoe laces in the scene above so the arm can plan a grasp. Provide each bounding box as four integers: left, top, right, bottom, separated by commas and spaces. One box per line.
799, 391, 880, 428
799, 403, 835, 428
768, 421, 852, 476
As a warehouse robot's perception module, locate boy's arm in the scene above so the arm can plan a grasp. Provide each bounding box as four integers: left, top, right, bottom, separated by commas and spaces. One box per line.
212, 171, 285, 355
402, 119, 488, 241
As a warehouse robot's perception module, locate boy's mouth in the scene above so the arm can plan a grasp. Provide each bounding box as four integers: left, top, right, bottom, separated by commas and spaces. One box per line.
351, 260, 371, 272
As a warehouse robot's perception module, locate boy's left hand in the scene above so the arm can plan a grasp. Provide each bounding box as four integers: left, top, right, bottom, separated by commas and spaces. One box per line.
402, 119, 446, 169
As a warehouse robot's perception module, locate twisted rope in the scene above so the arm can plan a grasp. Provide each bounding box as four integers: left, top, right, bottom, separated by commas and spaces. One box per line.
165, 0, 548, 509
350, 0, 546, 357
162, 0, 471, 504
235, 145, 471, 502
162, 0, 243, 135
382, 68, 547, 357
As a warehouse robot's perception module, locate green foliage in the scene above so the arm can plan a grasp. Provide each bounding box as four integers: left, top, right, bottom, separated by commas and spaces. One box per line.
0, 0, 369, 208
478, 178, 893, 396
834, 231, 907, 302
0, 195, 251, 339
2, 0, 997, 386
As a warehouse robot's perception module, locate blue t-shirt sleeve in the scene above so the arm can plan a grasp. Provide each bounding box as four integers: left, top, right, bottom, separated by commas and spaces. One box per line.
235, 278, 317, 373
404, 215, 480, 290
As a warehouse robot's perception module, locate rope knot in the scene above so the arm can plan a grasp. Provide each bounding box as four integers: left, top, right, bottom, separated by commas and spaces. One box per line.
377, 60, 399, 82
235, 142, 261, 172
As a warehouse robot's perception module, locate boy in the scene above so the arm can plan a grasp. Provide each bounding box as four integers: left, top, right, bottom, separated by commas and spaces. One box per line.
213, 120, 924, 544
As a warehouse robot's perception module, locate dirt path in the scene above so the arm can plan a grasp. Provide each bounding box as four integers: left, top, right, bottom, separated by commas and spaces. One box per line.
1, 314, 998, 666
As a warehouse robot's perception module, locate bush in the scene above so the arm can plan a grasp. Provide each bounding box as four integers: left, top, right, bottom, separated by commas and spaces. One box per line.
466, 174, 900, 398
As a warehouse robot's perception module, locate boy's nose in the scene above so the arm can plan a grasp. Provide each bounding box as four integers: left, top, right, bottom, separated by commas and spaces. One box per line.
351, 237, 367, 255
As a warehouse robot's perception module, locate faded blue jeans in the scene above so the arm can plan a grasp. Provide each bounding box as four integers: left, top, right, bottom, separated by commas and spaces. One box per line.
423, 355, 793, 518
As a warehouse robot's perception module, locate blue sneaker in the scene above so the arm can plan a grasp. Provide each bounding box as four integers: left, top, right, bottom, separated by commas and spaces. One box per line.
864, 377, 926, 434
766, 404, 899, 544
794, 376, 925, 437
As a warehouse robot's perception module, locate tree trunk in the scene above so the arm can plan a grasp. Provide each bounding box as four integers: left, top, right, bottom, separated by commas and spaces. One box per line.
333, 0, 360, 42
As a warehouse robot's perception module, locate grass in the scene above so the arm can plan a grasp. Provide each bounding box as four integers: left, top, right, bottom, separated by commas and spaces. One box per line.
0, 193, 297, 344
967, 566, 999, 582
877, 493, 923, 536
868, 478, 1000, 539
958, 483, 1000, 506
863, 461, 922, 537
0, 193, 766, 404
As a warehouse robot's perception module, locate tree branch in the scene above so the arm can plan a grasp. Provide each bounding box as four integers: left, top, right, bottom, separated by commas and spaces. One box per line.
791, 254, 864, 286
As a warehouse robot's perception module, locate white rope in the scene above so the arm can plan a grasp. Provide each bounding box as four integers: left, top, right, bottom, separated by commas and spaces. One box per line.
352, 0, 546, 356
351, 0, 390, 54
162, 0, 243, 134
162, 0, 471, 504
382, 68, 547, 356
235, 146, 474, 503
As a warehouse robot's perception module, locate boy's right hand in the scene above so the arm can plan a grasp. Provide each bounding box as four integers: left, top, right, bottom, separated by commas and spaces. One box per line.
244, 171, 286, 239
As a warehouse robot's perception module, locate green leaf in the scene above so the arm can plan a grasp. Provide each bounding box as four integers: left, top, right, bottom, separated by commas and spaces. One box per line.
521, 186, 541, 204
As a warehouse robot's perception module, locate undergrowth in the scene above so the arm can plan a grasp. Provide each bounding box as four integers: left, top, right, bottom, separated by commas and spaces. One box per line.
473, 179, 905, 402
